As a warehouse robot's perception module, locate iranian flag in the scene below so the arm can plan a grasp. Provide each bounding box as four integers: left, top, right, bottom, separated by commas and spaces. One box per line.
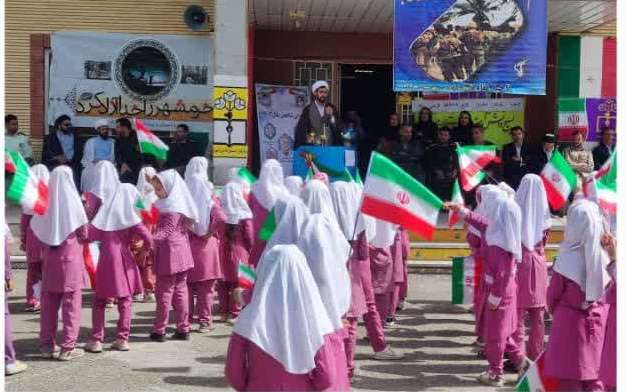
236, 167, 257, 186
557, 98, 588, 141
448, 180, 464, 228
540, 151, 577, 210
5, 151, 16, 173
584, 176, 617, 215
361, 152, 443, 240
516, 352, 559, 392
238, 262, 256, 289
135, 197, 160, 225
134, 118, 169, 161
595, 150, 616, 181
5, 150, 48, 215
457, 145, 499, 191
451, 257, 481, 305
258, 209, 277, 241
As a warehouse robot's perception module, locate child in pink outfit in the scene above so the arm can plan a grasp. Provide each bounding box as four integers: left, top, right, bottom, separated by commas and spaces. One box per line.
148, 170, 199, 342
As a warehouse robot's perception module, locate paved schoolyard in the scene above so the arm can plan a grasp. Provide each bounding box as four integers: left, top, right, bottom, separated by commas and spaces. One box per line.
5, 271, 521, 391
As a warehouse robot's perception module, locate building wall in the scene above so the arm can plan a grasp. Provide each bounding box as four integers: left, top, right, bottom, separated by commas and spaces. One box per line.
5, 0, 215, 153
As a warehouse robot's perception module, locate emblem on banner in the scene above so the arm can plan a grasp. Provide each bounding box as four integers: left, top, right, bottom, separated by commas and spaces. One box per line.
396, 191, 410, 205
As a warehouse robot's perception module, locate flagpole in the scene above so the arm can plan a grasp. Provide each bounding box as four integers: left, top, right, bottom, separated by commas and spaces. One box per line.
348, 152, 375, 256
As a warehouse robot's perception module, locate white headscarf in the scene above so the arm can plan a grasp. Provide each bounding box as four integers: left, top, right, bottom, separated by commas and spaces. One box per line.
297, 214, 351, 331
302, 179, 338, 223
136, 166, 158, 205
284, 176, 304, 197
184, 156, 209, 180
233, 244, 334, 374
185, 173, 214, 236
91, 183, 142, 231
23, 164, 50, 215
154, 169, 199, 222
86, 160, 120, 203
468, 184, 504, 237
228, 167, 251, 196
221, 182, 253, 225
515, 174, 551, 250
370, 219, 398, 249
485, 196, 522, 262
30, 166, 88, 246
498, 182, 516, 199
553, 199, 611, 302
330, 181, 374, 242
251, 159, 289, 210
265, 195, 310, 250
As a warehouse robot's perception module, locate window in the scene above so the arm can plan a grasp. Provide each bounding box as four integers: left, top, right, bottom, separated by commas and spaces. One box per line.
294, 62, 333, 92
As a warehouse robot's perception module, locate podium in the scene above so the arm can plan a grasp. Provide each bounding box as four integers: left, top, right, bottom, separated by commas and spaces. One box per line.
293, 146, 358, 181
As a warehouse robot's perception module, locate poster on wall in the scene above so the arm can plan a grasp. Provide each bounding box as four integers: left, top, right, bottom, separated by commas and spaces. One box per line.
586, 98, 616, 141
255, 84, 310, 176
48, 31, 214, 133
557, 97, 616, 142
394, 0, 548, 95
412, 98, 525, 146
213, 75, 248, 159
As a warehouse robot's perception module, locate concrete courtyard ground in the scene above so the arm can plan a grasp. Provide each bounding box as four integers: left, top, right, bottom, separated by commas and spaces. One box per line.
5, 270, 522, 391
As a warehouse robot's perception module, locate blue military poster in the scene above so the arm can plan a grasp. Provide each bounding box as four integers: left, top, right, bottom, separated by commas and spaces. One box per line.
393, 0, 548, 95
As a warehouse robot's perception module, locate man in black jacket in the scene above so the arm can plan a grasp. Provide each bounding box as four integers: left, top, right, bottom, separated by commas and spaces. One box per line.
165, 123, 196, 175
42, 115, 83, 186
501, 126, 533, 190
530, 133, 556, 174
592, 126, 615, 170
114, 118, 144, 184
294, 80, 335, 148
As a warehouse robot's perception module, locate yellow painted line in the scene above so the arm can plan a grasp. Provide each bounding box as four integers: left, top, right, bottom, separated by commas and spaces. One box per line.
409, 247, 558, 261
410, 229, 564, 244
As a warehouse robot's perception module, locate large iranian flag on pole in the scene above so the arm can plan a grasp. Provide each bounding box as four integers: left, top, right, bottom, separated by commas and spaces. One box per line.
451, 257, 481, 305
134, 119, 169, 161
5, 150, 48, 215
361, 152, 443, 240
516, 352, 560, 391
457, 145, 499, 191
557, 98, 588, 141
540, 151, 577, 210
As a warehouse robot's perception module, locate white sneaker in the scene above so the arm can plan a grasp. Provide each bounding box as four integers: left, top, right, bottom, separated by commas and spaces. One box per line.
110, 339, 130, 351
144, 293, 156, 303
477, 371, 504, 387
85, 341, 103, 353
40, 345, 61, 359
133, 294, 144, 302
58, 349, 85, 361
5, 360, 28, 376
372, 345, 404, 360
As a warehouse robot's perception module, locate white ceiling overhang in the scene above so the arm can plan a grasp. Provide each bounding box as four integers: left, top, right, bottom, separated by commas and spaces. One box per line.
249, 0, 616, 35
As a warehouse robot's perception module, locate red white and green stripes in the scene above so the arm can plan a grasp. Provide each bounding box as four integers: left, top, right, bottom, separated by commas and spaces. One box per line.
258, 209, 277, 241
456, 145, 498, 191
451, 256, 481, 305
595, 150, 616, 181
134, 118, 169, 161
361, 152, 443, 240
540, 151, 577, 210
557, 98, 588, 140
237, 167, 257, 186
238, 263, 256, 289
5, 151, 16, 173
135, 198, 160, 225
5, 150, 48, 215
516, 352, 560, 392
448, 180, 464, 228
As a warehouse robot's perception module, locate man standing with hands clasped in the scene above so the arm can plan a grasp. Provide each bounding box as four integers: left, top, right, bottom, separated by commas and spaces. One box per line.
294, 80, 335, 147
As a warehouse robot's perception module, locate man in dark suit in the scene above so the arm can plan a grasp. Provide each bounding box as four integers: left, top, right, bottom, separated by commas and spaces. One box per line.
501, 126, 533, 190
294, 80, 335, 148
592, 126, 615, 170
42, 114, 83, 186
530, 133, 556, 174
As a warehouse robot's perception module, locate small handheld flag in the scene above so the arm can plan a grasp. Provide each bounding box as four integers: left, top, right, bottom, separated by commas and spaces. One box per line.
5, 149, 48, 215
258, 209, 277, 241
135, 197, 160, 225
237, 167, 257, 186
451, 257, 481, 305
134, 118, 169, 161
448, 180, 464, 228
516, 352, 559, 391
457, 145, 499, 191
540, 150, 577, 210
238, 262, 256, 289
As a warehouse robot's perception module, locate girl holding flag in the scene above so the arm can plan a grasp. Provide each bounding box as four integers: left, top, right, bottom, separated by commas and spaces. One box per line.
446, 193, 528, 387
512, 174, 551, 361
543, 199, 610, 391
330, 181, 403, 377
84, 184, 153, 353
599, 232, 616, 391
185, 173, 226, 333
20, 164, 49, 312
134, 166, 159, 302
220, 182, 254, 324
284, 175, 304, 197
148, 169, 199, 342
30, 166, 89, 361
248, 159, 289, 267
368, 220, 398, 326
225, 245, 343, 391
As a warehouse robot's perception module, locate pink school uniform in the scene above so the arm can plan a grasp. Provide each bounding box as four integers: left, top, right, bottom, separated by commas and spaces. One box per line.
599, 262, 616, 390
397, 228, 410, 307
150, 170, 200, 338
135, 166, 160, 297
220, 182, 255, 320
368, 220, 397, 322
389, 230, 406, 320
462, 195, 526, 383
544, 199, 611, 391
226, 245, 347, 391
86, 184, 153, 347
19, 164, 49, 311
248, 159, 289, 267
185, 173, 226, 329
30, 166, 89, 358
512, 174, 552, 360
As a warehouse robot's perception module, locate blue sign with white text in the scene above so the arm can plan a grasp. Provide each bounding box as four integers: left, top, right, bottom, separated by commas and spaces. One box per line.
393, 0, 547, 95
